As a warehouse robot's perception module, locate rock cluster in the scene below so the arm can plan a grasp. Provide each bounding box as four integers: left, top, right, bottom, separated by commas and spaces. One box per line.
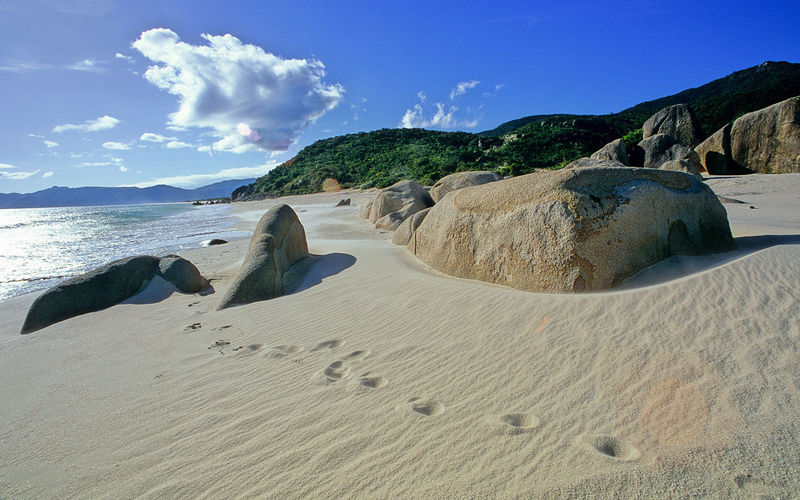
21, 255, 207, 334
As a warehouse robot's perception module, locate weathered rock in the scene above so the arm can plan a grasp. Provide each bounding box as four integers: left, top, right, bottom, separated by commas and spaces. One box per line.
217, 204, 309, 309
694, 124, 730, 174
643, 104, 701, 147
359, 197, 374, 219
392, 207, 431, 246
634, 134, 703, 171
362, 180, 433, 231
729, 96, 800, 173
159, 255, 208, 293
590, 138, 630, 165
566, 157, 628, 169
20, 254, 208, 334
429, 171, 502, 203
410, 167, 734, 293
659, 159, 704, 181
335, 198, 351, 207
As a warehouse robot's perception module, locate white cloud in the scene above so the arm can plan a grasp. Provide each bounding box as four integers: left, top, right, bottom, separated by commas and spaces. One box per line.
0, 163, 15, 169
131, 163, 275, 189
495, 83, 505, 91
197, 145, 211, 153
139, 132, 175, 142
44, 140, 59, 148
0, 169, 40, 179
115, 52, 135, 64
166, 140, 192, 149
67, 58, 103, 72
78, 161, 112, 167
0, 61, 52, 73
43, 171, 54, 178
400, 102, 479, 129
449, 80, 480, 100
53, 115, 120, 133
119, 166, 128, 172
132, 28, 344, 153
417, 91, 427, 103
102, 141, 130, 150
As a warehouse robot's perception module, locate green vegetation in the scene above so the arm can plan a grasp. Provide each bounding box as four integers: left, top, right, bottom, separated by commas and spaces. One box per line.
243, 61, 800, 198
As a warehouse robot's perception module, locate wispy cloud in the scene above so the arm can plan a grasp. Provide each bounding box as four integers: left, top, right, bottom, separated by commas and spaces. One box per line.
66, 58, 104, 72
131, 163, 275, 189
0, 163, 15, 169
400, 102, 479, 129
0, 61, 52, 73
44, 140, 59, 148
133, 28, 344, 153
166, 140, 192, 149
53, 115, 120, 133
102, 141, 130, 150
449, 80, 480, 100
139, 132, 176, 143
0, 169, 40, 180
115, 52, 135, 64
43, 171, 55, 178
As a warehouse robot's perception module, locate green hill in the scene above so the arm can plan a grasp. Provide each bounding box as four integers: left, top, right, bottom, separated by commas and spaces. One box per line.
241, 61, 800, 198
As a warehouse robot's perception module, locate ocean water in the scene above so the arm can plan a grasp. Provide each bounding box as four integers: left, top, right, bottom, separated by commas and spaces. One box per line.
0, 203, 249, 302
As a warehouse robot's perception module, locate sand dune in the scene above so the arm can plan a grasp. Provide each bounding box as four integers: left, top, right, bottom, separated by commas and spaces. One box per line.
1, 176, 799, 498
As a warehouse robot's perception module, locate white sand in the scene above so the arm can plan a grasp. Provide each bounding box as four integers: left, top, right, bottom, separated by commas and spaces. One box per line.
1, 176, 799, 498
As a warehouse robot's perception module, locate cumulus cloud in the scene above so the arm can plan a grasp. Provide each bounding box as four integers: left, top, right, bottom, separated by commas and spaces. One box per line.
131, 163, 275, 189
400, 102, 478, 129
43, 171, 54, 178
53, 115, 120, 133
0, 169, 40, 179
139, 132, 175, 142
449, 80, 480, 100
166, 140, 192, 149
132, 28, 344, 153
102, 141, 130, 150
119, 166, 128, 172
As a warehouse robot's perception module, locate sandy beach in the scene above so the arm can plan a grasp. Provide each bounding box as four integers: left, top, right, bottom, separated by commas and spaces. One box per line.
1, 174, 799, 498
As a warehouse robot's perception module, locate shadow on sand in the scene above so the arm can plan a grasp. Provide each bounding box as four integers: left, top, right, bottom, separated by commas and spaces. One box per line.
284, 252, 357, 296
123, 276, 216, 305
618, 233, 800, 290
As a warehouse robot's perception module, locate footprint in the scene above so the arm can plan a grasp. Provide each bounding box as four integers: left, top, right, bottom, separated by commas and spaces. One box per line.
358, 376, 388, 389
498, 412, 539, 431
213, 325, 232, 331
345, 349, 370, 361
184, 322, 202, 331
584, 435, 640, 461
311, 339, 344, 351
411, 399, 445, 417
269, 345, 304, 358
324, 360, 351, 381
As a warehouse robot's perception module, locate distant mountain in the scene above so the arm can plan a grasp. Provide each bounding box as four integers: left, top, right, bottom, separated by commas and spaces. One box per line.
240, 60, 800, 197
0, 178, 255, 209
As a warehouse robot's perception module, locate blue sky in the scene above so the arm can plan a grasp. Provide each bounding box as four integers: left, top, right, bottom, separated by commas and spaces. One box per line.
1, 0, 798, 193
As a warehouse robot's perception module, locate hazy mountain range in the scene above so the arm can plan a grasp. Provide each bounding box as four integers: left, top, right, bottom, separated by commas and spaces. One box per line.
0, 178, 255, 209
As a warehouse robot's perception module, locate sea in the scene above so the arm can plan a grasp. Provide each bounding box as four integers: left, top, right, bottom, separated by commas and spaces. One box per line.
0, 202, 250, 303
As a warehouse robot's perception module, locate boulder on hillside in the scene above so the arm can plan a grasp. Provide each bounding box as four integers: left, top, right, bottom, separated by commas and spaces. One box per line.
590, 138, 630, 165
410, 167, 734, 293
695, 96, 800, 174
633, 134, 703, 171
658, 159, 704, 180
643, 103, 701, 147
566, 157, 628, 169
217, 204, 309, 310
429, 171, 502, 203
392, 207, 431, 246
361, 180, 434, 231
21, 255, 207, 334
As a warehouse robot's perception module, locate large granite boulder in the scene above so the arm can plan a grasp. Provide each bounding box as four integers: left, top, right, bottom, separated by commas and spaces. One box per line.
695, 96, 800, 174
590, 138, 630, 165
392, 207, 431, 246
361, 180, 434, 231
643, 104, 701, 147
634, 134, 703, 171
20, 255, 207, 334
658, 159, 704, 180
410, 167, 734, 293
429, 171, 502, 203
217, 204, 308, 310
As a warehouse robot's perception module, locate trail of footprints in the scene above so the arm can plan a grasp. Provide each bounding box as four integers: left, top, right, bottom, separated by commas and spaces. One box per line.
212, 336, 641, 461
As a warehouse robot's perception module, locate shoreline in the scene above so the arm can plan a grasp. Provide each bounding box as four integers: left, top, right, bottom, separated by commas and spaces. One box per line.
1, 175, 799, 497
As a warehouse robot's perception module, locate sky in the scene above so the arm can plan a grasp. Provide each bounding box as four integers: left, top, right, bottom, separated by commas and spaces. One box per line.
1, 0, 799, 194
